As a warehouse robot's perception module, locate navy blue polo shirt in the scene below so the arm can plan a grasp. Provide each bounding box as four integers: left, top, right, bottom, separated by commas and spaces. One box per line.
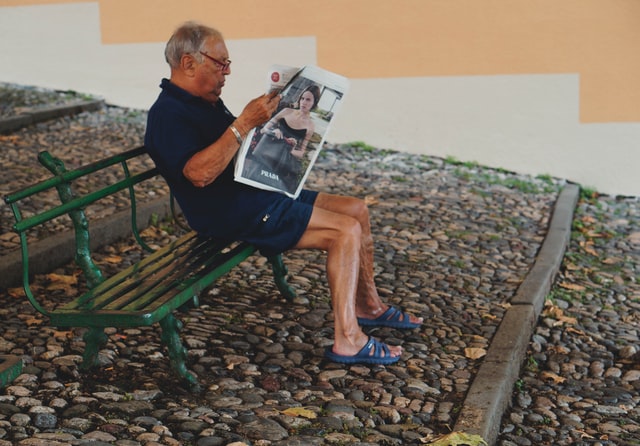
144, 79, 316, 256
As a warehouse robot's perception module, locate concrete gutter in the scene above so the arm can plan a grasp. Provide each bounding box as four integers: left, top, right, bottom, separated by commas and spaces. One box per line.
0, 99, 104, 133
453, 183, 580, 445
0, 197, 172, 289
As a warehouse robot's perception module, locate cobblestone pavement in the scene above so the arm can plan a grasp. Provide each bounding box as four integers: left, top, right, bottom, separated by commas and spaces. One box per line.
0, 83, 638, 445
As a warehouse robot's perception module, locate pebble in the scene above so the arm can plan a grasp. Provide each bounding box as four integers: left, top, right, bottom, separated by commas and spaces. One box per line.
0, 83, 638, 444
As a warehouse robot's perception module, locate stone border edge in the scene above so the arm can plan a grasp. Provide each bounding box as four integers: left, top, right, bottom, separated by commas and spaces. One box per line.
0, 100, 104, 133
453, 183, 580, 445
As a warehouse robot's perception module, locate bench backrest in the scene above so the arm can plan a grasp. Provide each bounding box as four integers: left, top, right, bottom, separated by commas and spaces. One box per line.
4, 146, 162, 315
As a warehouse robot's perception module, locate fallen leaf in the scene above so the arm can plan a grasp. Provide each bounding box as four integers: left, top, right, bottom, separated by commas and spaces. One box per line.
566, 327, 587, 336
140, 226, 162, 238
7, 287, 25, 298
118, 245, 138, 254
0, 135, 20, 143
24, 317, 43, 326
46, 273, 78, 293
52, 330, 73, 339
364, 195, 379, 206
577, 430, 595, 439
542, 302, 562, 318
422, 431, 488, 446
103, 255, 123, 264
556, 315, 578, 326
540, 371, 566, 384
542, 301, 577, 326
46, 273, 77, 285
579, 241, 599, 257
548, 345, 570, 354
464, 347, 487, 360
282, 407, 317, 419
47, 273, 78, 291
559, 282, 586, 292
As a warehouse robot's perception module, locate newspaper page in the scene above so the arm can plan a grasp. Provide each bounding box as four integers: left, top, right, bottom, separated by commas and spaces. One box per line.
234, 65, 349, 198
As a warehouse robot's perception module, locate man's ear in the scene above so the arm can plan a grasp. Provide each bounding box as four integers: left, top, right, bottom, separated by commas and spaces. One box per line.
180, 53, 197, 76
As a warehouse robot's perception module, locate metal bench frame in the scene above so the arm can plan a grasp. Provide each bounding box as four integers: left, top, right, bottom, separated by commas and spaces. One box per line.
4, 146, 295, 391
0, 356, 23, 388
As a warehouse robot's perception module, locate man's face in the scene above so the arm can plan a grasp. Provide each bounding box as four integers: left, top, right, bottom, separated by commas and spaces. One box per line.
194, 38, 231, 103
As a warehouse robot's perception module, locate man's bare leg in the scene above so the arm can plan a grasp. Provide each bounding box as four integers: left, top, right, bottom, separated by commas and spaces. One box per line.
294, 205, 401, 358
313, 193, 423, 325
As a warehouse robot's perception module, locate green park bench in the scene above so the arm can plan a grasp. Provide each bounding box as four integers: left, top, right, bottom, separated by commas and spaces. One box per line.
0, 355, 23, 388
4, 146, 295, 392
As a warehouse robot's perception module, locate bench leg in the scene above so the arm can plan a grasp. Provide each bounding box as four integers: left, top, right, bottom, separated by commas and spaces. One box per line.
0, 355, 23, 388
268, 254, 296, 300
80, 327, 108, 370
159, 314, 200, 392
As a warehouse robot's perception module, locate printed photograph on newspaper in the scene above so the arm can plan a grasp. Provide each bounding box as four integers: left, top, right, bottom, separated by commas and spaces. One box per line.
234, 65, 349, 198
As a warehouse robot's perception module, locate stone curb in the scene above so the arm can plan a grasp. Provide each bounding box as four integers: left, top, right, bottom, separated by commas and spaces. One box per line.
453, 183, 580, 445
0, 197, 172, 289
0, 99, 104, 133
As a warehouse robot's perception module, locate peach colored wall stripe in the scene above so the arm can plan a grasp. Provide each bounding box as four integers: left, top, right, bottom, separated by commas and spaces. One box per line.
96, 0, 640, 123
1, 0, 638, 123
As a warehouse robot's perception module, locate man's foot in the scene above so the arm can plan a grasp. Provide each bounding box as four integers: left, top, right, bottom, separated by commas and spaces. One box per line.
325, 337, 400, 365
357, 306, 422, 329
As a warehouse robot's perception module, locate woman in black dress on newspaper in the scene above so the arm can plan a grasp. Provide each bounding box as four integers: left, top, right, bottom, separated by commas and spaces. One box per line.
245, 84, 321, 193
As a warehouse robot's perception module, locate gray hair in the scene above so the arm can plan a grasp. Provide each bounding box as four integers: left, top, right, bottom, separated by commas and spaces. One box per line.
164, 21, 223, 68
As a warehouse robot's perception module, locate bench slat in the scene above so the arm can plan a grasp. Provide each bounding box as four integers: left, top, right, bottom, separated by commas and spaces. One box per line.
49, 238, 256, 327
119, 240, 229, 311
60, 231, 212, 310
95, 236, 228, 312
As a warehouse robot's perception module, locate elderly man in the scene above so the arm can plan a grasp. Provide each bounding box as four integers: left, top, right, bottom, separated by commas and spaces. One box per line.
144, 21, 422, 365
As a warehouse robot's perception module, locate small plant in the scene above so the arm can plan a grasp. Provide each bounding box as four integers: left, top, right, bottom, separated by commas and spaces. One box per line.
444, 155, 460, 164
525, 355, 539, 372
580, 186, 599, 201
348, 141, 376, 152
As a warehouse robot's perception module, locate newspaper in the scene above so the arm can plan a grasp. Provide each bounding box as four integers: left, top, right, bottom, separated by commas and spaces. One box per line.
234, 65, 349, 198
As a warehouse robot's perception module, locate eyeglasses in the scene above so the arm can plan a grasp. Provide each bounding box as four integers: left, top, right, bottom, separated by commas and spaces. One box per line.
199, 51, 231, 71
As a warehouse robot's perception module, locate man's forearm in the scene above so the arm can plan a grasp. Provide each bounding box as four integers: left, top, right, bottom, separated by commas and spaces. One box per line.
183, 121, 247, 187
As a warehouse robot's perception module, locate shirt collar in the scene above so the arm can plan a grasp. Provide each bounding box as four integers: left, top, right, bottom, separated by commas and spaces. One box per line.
160, 78, 224, 108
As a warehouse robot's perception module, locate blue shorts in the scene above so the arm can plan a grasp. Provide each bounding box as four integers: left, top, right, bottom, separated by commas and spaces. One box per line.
240, 189, 318, 257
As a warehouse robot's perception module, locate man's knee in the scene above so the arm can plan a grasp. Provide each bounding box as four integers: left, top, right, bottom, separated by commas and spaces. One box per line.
333, 214, 362, 248
343, 196, 370, 223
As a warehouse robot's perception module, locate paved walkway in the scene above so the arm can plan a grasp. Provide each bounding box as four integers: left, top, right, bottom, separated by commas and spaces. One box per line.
0, 83, 638, 445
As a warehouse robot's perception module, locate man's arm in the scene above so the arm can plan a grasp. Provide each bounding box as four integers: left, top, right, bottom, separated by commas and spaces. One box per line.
183, 92, 280, 187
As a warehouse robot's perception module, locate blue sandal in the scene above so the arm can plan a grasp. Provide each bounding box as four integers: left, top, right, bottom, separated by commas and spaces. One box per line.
324, 337, 400, 365
357, 306, 421, 329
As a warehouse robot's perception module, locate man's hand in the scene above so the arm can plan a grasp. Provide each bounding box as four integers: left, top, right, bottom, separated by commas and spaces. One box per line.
234, 91, 280, 134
